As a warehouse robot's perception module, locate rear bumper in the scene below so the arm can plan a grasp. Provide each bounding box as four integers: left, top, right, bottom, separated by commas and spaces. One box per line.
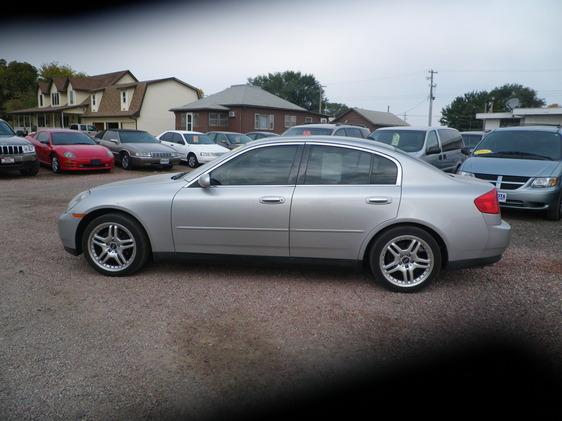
499, 187, 561, 210
447, 255, 502, 269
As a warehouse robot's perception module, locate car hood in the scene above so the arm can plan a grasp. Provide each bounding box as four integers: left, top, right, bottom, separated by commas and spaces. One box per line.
91, 173, 184, 191
123, 143, 175, 153
0, 135, 32, 146
462, 157, 561, 177
189, 144, 229, 153
54, 144, 111, 158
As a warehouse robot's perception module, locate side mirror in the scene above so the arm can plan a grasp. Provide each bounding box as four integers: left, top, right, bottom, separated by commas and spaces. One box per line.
109, 138, 119, 144
198, 173, 211, 188
461, 146, 471, 156
16, 130, 25, 137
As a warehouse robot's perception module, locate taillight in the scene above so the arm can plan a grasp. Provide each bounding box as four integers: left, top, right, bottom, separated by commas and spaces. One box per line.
474, 189, 500, 214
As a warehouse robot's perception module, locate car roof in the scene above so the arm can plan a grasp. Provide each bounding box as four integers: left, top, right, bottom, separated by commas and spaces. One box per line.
288, 123, 367, 130
248, 135, 401, 152
166, 130, 204, 135
491, 125, 561, 133
208, 131, 244, 134
107, 129, 148, 132
460, 131, 484, 135
375, 126, 450, 131
37, 128, 77, 133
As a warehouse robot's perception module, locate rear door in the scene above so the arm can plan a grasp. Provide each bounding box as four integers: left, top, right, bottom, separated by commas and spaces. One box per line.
423, 130, 444, 170
290, 143, 401, 259
437, 128, 464, 172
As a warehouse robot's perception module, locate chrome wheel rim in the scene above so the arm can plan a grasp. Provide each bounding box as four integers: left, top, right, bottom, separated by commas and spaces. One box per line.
188, 155, 196, 167
379, 235, 434, 288
52, 157, 59, 172
88, 222, 136, 272
122, 155, 129, 168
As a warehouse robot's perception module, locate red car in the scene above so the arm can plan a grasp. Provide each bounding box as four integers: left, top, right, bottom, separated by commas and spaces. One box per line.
27, 129, 114, 173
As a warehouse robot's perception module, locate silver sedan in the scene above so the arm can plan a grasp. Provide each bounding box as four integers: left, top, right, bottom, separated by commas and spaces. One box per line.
58, 137, 511, 292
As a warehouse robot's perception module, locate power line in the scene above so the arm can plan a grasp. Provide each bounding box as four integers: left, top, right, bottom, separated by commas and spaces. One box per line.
325, 70, 425, 85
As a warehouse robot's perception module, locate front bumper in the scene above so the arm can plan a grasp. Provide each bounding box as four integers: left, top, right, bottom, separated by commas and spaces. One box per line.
60, 157, 114, 171
196, 154, 226, 164
131, 156, 181, 167
0, 154, 38, 170
498, 186, 561, 210
58, 211, 82, 254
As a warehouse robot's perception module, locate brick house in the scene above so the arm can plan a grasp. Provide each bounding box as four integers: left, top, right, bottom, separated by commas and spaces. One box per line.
332, 107, 408, 132
170, 84, 327, 134
8, 70, 201, 135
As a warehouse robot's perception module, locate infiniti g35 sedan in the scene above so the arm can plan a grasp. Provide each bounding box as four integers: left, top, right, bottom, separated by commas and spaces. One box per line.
58, 136, 511, 292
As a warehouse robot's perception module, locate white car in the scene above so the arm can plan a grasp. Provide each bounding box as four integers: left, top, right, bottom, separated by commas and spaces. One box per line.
157, 130, 229, 168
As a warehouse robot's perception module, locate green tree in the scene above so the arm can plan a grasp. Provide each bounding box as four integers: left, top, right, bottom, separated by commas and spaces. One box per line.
323, 102, 349, 118
440, 84, 545, 131
0, 59, 38, 115
38, 61, 87, 81
248, 71, 326, 112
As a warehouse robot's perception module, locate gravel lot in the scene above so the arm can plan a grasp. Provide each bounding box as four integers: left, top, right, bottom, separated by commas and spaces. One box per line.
1, 166, 561, 419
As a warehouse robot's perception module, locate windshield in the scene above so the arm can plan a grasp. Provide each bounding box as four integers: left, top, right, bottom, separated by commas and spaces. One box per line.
226, 133, 252, 144
462, 134, 483, 147
0, 121, 16, 136
473, 130, 562, 161
371, 130, 426, 152
184, 134, 214, 144
120, 131, 159, 144
52, 132, 96, 145
283, 127, 333, 136
80, 125, 96, 131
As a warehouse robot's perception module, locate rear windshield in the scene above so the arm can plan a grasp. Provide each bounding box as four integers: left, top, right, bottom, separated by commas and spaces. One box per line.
120, 131, 159, 144
52, 132, 96, 145
226, 134, 252, 144
0, 121, 15, 136
370, 130, 426, 152
474, 130, 562, 161
461, 134, 483, 147
283, 127, 334, 136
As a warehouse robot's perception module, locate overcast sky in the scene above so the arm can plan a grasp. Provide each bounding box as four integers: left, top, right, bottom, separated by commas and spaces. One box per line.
2, 0, 562, 125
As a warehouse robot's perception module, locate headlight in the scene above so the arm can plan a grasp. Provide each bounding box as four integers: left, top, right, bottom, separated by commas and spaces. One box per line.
172, 152, 181, 157
134, 152, 152, 157
105, 149, 113, 158
200, 152, 212, 157
22, 145, 35, 153
66, 190, 90, 212
531, 177, 559, 188
63, 151, 76, 159
457, 170, 475, 177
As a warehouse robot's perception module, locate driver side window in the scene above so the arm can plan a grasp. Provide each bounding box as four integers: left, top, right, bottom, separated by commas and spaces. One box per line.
426, 131, 440, 154
210, 145, 299, 186
37, 132, 49, 144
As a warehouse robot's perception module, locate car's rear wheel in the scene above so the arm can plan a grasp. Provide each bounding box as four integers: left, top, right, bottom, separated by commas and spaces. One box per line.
121, 152, 132, 170
187, 153, 199, 168
82, 213, 151, 276
545, 193, 561, 221
369, 226, 441, 292
51, 155, 61, 173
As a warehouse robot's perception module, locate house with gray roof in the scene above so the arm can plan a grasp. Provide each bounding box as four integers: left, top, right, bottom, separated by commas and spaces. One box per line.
170, 84, 327, 134
332, 107, 408, 132
8, 70, 201, 135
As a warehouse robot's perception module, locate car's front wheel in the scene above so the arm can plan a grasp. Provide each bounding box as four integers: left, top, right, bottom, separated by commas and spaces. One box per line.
121, 152, 132, 170
545, 193, 561, 221
82, 213, 151, 276
51, 155, 62, 173
20, 166, 39, 176
187, 153, 199, 168
369, 226, 442, 292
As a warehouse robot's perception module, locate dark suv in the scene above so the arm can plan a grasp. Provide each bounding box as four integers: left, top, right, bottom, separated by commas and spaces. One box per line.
0, 119, 39, 176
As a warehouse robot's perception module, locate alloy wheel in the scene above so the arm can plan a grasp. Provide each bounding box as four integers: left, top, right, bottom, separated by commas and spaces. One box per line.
379, 235, 434, 288
188, 155, 197, 168
51, 156, 59, 173
87, 222, 137, 272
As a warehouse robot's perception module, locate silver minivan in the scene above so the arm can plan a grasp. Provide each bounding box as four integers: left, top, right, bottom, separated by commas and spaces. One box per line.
369, 126, 467, 173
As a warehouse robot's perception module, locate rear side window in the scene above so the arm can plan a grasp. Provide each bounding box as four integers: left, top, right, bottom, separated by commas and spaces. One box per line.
438, 129, 463, 152
304, 145, 398, 185
426, 130, 440, 153
210, 145, 299, 185
172, 133, 184, 144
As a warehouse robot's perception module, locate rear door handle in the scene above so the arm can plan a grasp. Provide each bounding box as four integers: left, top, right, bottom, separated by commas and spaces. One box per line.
259, 196, 286, 204
366, 197, 391, 205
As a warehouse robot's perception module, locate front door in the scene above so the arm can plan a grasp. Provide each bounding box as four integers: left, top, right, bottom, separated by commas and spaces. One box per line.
171, 144, 302, 256
290, 144, 401, 260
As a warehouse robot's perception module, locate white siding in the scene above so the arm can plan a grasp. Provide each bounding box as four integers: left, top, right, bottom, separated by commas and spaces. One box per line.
136, 80, 198, 135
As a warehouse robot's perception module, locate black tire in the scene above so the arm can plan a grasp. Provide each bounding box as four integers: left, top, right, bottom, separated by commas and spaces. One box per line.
163, 164, 174, 170
81, 212, 151, 276
51, 155, 62, 173
187, 153, 199, 168
369, 226, 442, 292
121, 152, 132, 170
20, 166, 39, 176
545, 193, 561, 221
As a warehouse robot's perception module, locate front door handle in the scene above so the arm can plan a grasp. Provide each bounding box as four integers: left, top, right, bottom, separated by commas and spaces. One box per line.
366, 197, 391, 205
259, 196, 286, 204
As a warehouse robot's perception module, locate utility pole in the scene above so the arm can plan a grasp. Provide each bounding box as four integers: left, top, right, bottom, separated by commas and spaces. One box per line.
427, 69, 437, 126
318, 85, 326, 114
403, 112, 407, 123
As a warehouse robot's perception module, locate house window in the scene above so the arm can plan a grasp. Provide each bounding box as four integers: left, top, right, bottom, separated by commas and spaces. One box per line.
37, 114, 46, 127
193, 113, 199, 128
121, 91, 127, 104
179, 113, 186, 130
39, 95, 43, 107
320, 118, 328, 123
69, 90, 75, 105
255, 114, 274, 130
209, 112, 228, 127
304, 117, 313, 124
284, 115, 297, 128
51, 93, 60, 106
92, 94, 96, 107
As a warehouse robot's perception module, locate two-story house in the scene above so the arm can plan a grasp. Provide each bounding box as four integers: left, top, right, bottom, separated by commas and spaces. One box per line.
8, 70, 201, 135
